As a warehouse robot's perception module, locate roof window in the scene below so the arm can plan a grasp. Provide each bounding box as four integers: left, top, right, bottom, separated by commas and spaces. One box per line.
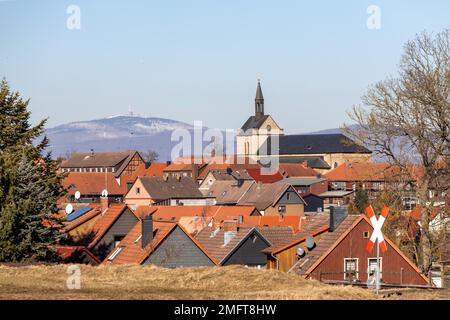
108, 246, 124, 261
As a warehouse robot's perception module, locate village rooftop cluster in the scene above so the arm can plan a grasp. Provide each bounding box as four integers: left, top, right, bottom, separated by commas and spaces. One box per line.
54, 82, 448, 288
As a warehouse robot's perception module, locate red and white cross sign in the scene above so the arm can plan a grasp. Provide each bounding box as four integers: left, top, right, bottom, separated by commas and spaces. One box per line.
365, 205, 389, 253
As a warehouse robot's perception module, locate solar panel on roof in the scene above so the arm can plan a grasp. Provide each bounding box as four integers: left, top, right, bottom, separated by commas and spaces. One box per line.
66, 207, 92, 222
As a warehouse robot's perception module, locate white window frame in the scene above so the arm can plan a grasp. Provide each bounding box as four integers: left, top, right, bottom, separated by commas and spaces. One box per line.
344, 258, 359, 280
367, 257, 383, 278
108, 246, 124, 261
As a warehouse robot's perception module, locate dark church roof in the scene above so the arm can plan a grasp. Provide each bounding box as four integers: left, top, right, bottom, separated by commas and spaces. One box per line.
240, 115, 270, 131
260, 156, 331, 169
258, 134, 371, 155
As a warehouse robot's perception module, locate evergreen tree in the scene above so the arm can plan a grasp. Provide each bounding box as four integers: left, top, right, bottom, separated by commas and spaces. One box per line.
0, 79, 66, 262
353, 189, 369, 214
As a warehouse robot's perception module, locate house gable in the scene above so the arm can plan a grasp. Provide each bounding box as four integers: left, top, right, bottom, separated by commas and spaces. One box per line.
304, 216, 428, 285
124, 178, 153, 204
221, 229, 271, 266
92, 207, 139, 260
143, 225, 217, 267
276, 186, 305, 206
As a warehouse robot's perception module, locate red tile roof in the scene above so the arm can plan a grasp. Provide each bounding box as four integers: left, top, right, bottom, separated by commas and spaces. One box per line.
163, 163, 198, 172
246, 167, 284, 183
278, 163, 320, 178
146, 162, 169, 176
53, 246, 101, 264
134, 205, 258, 223
63, 172, 128, 196
409, 205, 448, 221
87, 204, 127, 249
325, 162, 392, 182
105, 221, 218, 265
105, 220, 175, 264
242, 215, 303, 232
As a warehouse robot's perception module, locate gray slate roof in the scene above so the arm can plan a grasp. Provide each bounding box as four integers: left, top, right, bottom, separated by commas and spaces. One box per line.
241, 115, 270, 131
62, 151, 135, 168
278, 156, 331, 169
202, 180, 254, 205
139, 176, 203, 201
237, 183, 302, 210
277, 177, 327, 186
259, 134, 371, 155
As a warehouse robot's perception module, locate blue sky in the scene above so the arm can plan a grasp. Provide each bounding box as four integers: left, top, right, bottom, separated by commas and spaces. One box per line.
1, 0, 449, 133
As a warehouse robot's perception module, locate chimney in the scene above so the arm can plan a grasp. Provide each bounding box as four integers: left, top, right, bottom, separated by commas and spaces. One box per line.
223, 220, 238, 232
329, 206, 348, 232
141, 215, 153, 248
223, 220, 238, 245
100, 196, 109, 210
90, 148, 95, 157
191, 164, 199, 180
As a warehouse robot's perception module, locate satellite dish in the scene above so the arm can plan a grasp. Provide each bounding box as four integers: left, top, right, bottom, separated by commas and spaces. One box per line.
101, 189, 108, 197
296, 247, 305, 257
65, 204, 73, 215
74, 191, 81, 200
306, 236, 315, 250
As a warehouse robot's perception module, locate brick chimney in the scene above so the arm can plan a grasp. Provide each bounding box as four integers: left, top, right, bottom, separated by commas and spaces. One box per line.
141, 215, 153, 249
100, 196, 109, 210
223, 220, 238, 232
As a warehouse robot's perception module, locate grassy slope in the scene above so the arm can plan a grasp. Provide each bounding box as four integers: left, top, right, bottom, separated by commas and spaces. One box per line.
0, 265, 447, 300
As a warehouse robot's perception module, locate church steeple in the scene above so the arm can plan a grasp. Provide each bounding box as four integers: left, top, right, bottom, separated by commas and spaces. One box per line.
255, 80, 264, 119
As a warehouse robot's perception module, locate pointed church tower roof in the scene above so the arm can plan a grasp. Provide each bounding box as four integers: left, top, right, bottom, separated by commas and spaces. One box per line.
254, 80, 264, 120
255, 80, 264, 101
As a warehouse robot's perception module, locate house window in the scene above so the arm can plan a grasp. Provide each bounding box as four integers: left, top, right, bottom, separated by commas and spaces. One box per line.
287, 193, 290, 200
334, 162, 338, 169
363, 231, 369, 238
368, 258, 382, 278
344, 258, 359, 281
136, 187, 140, 195
278, 205, 286, 213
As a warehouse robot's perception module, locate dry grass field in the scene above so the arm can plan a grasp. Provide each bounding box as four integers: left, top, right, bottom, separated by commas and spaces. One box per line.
0, 264, 448, 300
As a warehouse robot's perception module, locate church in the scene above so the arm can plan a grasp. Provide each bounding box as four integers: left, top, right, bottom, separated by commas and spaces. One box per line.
236, 81, 371, 174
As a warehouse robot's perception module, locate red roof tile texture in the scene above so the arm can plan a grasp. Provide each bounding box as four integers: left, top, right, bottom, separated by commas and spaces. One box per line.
63, 172, 128, 196
106, 221, 176, 264
134, 205, 258, 223
87, 204, 127, 248
278, 163, 320, 178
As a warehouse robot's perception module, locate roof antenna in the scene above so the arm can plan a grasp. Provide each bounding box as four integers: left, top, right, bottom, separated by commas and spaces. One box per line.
128, 105, 133, 117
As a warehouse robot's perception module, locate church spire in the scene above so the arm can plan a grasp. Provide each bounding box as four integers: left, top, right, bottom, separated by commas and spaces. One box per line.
255, 79, 264, 119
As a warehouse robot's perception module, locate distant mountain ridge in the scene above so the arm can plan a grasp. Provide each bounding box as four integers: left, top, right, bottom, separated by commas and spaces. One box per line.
44, 116, 367, 161
45, 115, 196, 160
